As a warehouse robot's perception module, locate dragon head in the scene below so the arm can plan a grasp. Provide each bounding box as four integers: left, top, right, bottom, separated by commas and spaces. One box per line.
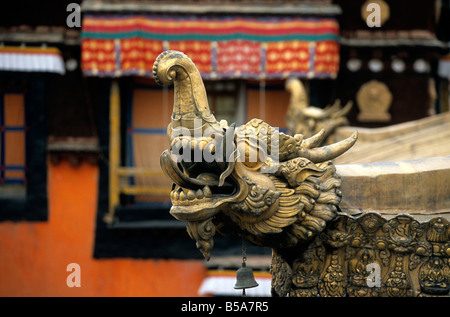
286, 77, 353, 144
155, 51, 358, 260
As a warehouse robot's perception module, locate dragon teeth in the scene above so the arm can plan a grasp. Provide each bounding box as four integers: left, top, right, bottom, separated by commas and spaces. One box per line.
196, 189, 204, 199
203, 185, 212, 198
170, 186, 212, 204
187, 190, 196, 200
172, 189, 180, 200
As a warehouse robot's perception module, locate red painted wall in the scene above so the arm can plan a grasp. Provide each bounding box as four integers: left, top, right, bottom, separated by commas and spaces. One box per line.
0, 160, 207, 297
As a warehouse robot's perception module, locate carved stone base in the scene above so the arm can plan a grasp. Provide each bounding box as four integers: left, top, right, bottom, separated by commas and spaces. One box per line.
271, 212, 450, 297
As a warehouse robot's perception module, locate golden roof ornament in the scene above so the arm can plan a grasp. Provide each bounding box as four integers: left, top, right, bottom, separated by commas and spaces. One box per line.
155, 50, 358, 260
155, 51, 450, 297
285, 78, 352, 144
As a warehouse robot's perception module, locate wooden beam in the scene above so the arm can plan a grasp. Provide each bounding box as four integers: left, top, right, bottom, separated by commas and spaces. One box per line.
105, 80, 121, 225
117, 167, 164, 177
81, 1, 342, 15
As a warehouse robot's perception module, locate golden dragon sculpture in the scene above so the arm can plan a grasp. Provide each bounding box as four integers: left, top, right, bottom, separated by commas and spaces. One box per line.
155, 51, 450, 297
286, 77, 352, 144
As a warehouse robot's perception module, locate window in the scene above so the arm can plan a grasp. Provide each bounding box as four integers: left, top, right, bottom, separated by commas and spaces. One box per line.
205, 81, 240, 125
0, 93, 26, 198
93, 78, 208, 258
246, 80, 290, 132
0, 76, 48, 221
101, 78, 177, 228
92, 78, 269, 258
122, 83, 173, 204
119, 80, 241, 208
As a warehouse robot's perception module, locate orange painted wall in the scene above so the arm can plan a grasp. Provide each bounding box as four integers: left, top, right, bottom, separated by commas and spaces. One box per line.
0, 160, 207, 297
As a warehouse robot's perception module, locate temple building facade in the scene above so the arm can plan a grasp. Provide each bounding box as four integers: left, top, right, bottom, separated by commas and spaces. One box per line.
0, 0, 448, 297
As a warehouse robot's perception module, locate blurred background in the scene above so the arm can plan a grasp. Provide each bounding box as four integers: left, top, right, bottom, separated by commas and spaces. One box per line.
0, 0, 449, 296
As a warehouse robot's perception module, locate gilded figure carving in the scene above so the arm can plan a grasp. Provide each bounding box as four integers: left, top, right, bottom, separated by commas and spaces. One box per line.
348, 249, 380, 297
419, 257, 450, 295
291, 246, 322, 297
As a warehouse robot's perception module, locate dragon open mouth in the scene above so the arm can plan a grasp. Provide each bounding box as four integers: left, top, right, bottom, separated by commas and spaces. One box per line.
161, 149, 241, 221
170, 176, 238, 206
170, 179, 237, 206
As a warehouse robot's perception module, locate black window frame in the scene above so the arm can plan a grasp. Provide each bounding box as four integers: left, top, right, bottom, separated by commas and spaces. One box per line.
0, 73, 49, 222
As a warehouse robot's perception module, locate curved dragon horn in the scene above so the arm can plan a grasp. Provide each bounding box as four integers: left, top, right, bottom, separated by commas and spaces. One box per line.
332, 100, 353, 119
302, 129, 326, 148
153, 50, 222, 139
298, 131, 358, 163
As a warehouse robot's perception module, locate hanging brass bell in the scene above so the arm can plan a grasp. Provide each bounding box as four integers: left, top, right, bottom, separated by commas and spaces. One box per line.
234, 262, 259, 290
